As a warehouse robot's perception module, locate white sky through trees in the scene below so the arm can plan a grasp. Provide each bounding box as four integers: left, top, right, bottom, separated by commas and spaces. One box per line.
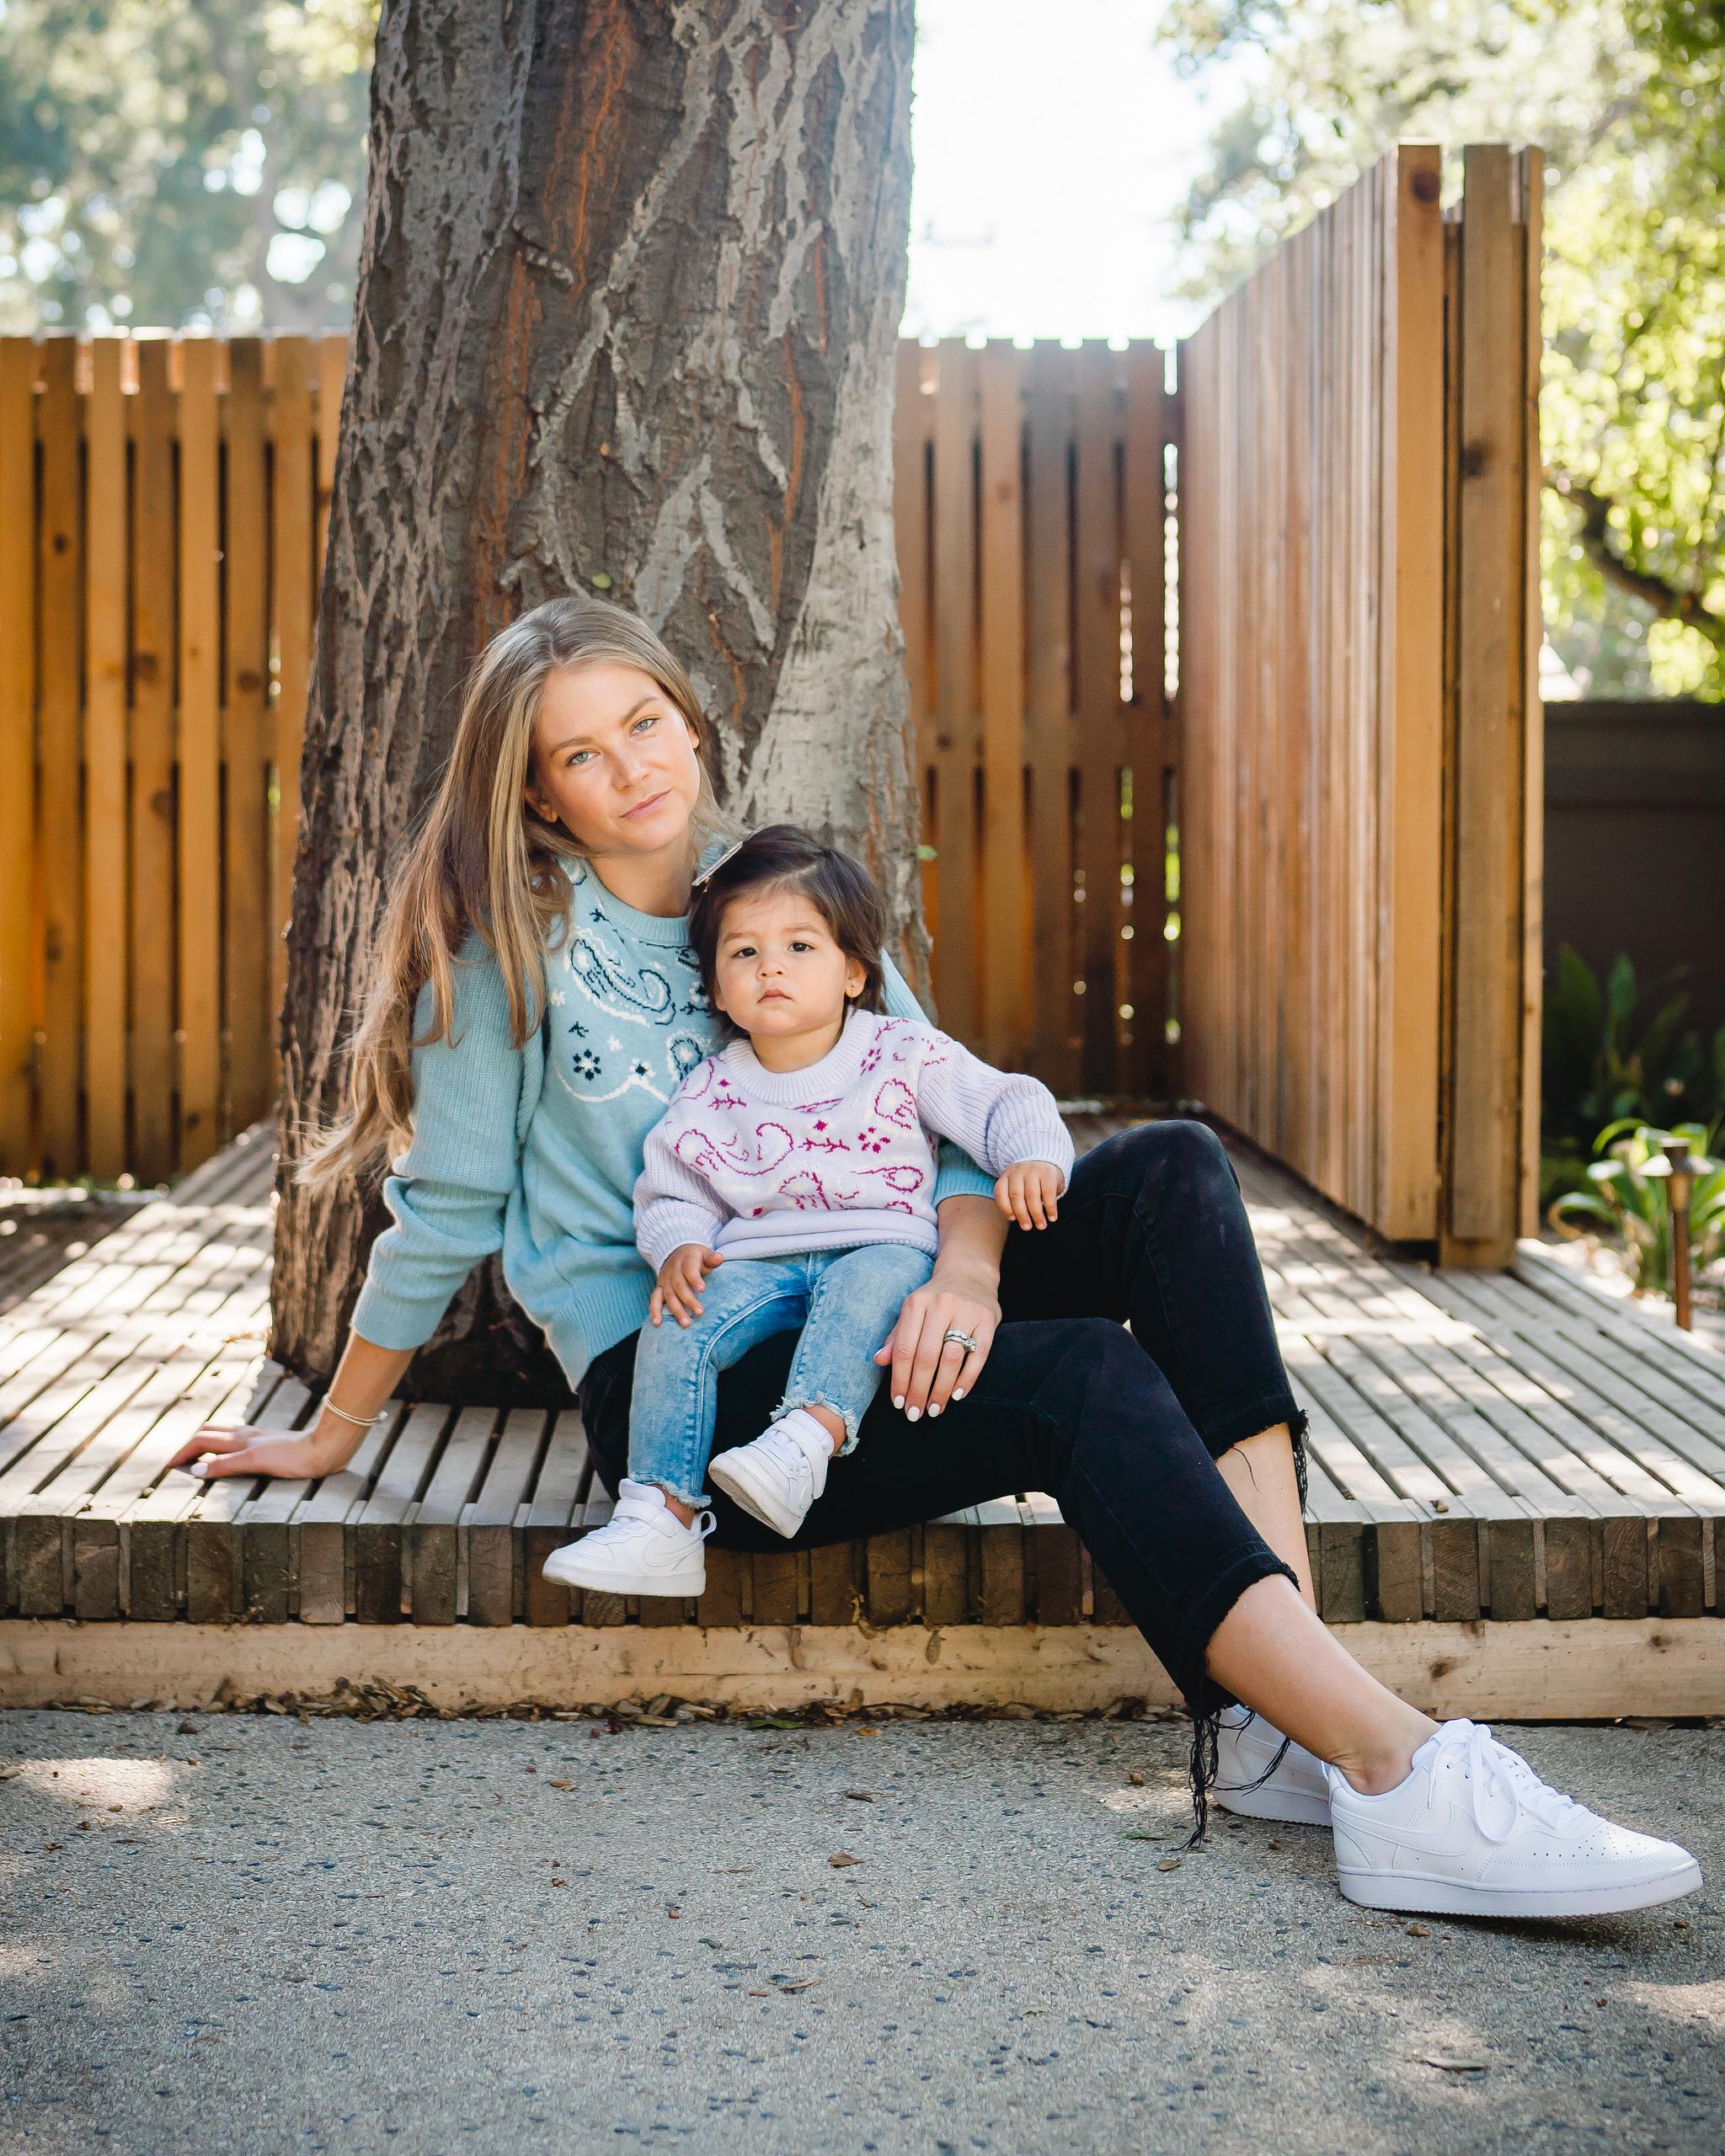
905, 0, 1215, 344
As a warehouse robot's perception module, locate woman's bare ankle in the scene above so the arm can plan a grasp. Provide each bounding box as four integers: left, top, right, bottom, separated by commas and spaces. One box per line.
1328, 1710, 1440, 1796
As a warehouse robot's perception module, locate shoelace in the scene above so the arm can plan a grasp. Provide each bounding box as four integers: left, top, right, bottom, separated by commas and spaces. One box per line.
1450, 1721, 1586, 1843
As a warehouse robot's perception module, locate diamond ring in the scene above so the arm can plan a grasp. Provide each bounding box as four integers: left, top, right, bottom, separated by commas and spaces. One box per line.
943, 1327, 979, 1354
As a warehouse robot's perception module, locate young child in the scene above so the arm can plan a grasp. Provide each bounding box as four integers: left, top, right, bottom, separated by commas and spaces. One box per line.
547, 825, 1074, 1597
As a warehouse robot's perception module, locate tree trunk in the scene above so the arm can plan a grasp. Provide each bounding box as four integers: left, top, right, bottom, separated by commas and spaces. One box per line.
270, 0, 921, 1401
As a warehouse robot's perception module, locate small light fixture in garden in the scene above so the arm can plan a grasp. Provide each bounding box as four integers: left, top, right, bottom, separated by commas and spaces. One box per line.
1550, 1120, 1725, 1320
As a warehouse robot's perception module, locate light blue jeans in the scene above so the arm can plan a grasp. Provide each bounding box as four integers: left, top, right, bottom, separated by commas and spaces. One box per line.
627, 1241, 935, 1508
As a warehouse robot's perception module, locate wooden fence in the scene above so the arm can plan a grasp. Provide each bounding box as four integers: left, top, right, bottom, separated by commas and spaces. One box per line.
895, 338, 1172, 1100
0, 330, 1170, 1185
1, 162, 1540, 1264
0, 333, 347, 1186
1178, 144, 1542, 1259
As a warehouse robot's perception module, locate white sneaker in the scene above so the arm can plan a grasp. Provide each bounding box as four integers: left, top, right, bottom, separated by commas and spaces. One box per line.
1327, 1718, 1703, 1919
1213, 1705, 1332, 1826
541, 1477, 714, 1598
708, 1410, 832, 1539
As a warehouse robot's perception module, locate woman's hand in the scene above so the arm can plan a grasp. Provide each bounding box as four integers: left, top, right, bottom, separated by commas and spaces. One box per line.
995, 1160, 1064, 1230
650, 1243, 724, 1327
873, 1262, 1001, 1421
163, 1422, 355, 1482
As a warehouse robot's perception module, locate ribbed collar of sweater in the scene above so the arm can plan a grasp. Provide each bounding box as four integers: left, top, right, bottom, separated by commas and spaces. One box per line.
714, 1003, 881, 1104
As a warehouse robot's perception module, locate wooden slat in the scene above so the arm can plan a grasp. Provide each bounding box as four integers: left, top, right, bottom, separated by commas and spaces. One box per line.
290, 1403, 404, 1626
176, 339, 222, 1171
466, 1406, 547, 1626
407, 1404, 496, 1626
1120, 338, 1167, 1097
128, 339, 178, 1183
83, 338, 130, 1179
976, 340, 1027, 1070
0, 339, 37, 1170
1072, 340, 1122, 1091
354, 1402, 447, 1625
927, 339, 980, 1040
1442, 146, 1540, 1260
36, 339, 82, 1181
1022, 341, 1077, 1093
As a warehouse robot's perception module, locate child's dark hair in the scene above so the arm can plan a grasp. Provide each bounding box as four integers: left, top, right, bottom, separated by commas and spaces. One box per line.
687, 825, 887, 1035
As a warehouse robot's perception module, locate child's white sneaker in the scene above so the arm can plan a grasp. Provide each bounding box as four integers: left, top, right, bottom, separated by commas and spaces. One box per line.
1213, 1704, 1332, 1826
1327, 1717, 1702, 1919
541, 1476, 714, 1598
708, 1410, 833, 1538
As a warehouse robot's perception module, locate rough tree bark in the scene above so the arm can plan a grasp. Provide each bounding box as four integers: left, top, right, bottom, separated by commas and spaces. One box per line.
270, 0, 921, 1399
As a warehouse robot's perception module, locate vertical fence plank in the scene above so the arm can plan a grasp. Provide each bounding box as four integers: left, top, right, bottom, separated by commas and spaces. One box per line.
0, 340, 38, 1170
223, 340, 273, 1136
1443, 146, 1540, 1262
176, 338, 222, 1171
976, 340, 1027, 1069
1375, 147, 1445, 1240
928, 339, 980, 1041
1023, 340, 1077, 1094
270, 338, 315, 1043
1072, 340, 1123, 1092
1121, 339, 1167, 1098
36, 339, 83, 1181
128, 339, 178, 1184
1516, 150, 1546, 1241
83, 338, 130, 1180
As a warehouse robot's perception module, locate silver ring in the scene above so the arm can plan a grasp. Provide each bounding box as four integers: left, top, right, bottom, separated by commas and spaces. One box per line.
943, 1326, 979, 1353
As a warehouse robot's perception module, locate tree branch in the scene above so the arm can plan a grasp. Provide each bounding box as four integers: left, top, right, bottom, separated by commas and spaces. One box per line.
1551, 472, 1725, 650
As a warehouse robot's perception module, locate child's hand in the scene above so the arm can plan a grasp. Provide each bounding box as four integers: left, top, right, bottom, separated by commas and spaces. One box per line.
650, 1244, 724, 1327
994, 1160, 1064, 1230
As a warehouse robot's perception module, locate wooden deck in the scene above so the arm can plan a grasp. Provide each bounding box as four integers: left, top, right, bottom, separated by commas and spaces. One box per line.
1, 1117, 1722, 1710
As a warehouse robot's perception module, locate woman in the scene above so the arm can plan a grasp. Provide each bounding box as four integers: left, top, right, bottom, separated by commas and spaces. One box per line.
169, 595, 1700, 1921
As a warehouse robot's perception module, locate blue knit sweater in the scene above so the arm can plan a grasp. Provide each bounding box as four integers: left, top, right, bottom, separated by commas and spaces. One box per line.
349, 848, 996, 1385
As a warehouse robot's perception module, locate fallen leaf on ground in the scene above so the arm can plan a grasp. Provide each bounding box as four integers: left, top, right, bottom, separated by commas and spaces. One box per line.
1406, 1924, 1430, 1938
547, 1780, 574, 1790
1420, 2053, 1488, 2073
829, 1852, 861, 1868
1156, 1856, 1183, 1873
1128, 1771, 1145, 1787
775, 1977, 820, 1993
844, 1790, 875, 1802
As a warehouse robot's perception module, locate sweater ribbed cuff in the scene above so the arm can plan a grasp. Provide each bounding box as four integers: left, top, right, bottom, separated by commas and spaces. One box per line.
636, 1203, 725, 1276
932, 1154, 998, 1206
989, 1102, 1076, 1192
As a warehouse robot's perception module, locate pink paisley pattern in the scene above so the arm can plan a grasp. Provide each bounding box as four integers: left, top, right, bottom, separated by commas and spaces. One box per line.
633, 1006, 1073, 1269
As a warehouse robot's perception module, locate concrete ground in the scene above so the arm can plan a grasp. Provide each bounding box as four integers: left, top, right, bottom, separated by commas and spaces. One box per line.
2, 1707, 1720, 2156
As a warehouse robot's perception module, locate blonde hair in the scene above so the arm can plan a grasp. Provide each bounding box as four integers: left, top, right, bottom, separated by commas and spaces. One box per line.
295, 594, 740, 1191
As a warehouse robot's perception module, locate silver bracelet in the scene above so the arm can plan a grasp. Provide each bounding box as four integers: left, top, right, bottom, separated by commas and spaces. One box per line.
318, 1396, 386, 1432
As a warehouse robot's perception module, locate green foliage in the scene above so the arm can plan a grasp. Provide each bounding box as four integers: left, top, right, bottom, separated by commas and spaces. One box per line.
1541, 945, 1725, 1153
1156, 0, 1725, 699
0, 0, 377, 334
1551, 1118, 1725, 1294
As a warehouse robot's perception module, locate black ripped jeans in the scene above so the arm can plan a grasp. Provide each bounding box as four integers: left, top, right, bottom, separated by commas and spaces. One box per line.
580, 1120, 1309, 1737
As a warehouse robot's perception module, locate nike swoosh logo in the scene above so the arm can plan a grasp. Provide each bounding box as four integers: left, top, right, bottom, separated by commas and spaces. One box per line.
1338, 1800, 1481, 1860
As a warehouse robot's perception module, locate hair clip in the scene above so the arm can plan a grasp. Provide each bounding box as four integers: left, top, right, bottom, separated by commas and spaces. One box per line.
691, 834, 749, 888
